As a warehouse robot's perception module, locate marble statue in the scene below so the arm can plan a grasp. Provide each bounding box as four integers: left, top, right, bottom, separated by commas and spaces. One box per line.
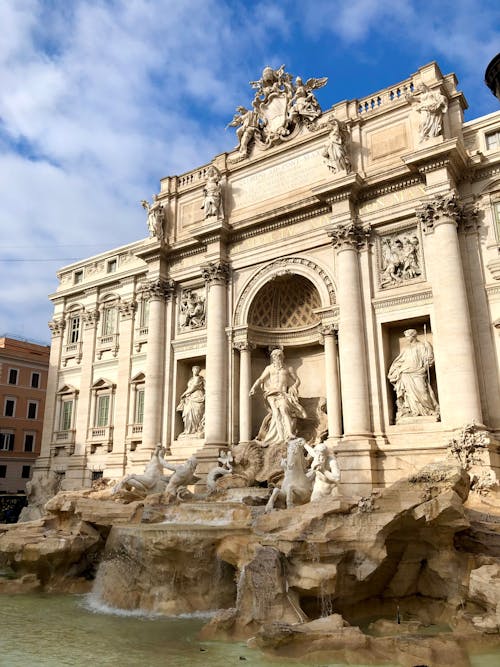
380, 234, 421, 287
322, 119, 351, 174
305, 442, 340, 501
162, 455, 200, 496
206, 450, 234, 492
408, 84, 448, 142
201, 165, 223, 219
227, 106, 260, 157
141, 195, 166, 240
387, 329, 439, 422
249, 348, 306, 447
229, 65, 328, 153
179, 290, 206, 330
265, 437, 313, 511
289, 76, 327, 124
18, 470, 61, 522
112, 444, 166, 496
176, 366, 205, 438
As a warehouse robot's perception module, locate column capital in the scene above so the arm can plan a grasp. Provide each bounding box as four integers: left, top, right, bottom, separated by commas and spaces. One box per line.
201, 260, 230, 286
83, 308, 100, 328
327, 221, 372, 251
138, 278, 175, 302
233, 340, 256, 352
416, 192, 463, 233
48, 317, 66, 337
118, 299, 138, 320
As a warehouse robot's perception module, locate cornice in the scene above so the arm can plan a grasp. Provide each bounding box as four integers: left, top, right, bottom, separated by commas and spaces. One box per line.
402, 137, 469, 181
372, 289, 433, 311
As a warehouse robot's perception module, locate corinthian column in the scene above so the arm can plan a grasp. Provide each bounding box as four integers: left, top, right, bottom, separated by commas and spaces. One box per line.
320, 324, 342, 440
328, 222, 372, 438
202, 261, 229, 446
417, 193, 482, 426
234, 341, 254, 443
140, 279, 174, 452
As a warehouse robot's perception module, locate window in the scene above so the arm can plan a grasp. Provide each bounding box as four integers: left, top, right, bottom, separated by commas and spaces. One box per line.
101, 306, 116, 336
494, 202, 500, 242
4, 398, 15, 417
31, 372, 40, 389
69, 315, 81, 343
60, 400, 74, 431
74, 270, 83, 284
486, 129, 500, 150
27, 401, 38, 419
0, 432, 15, 451
8, 368, 18, 385
107, 259, 117, 273
24, 433, 35, 452
21, 466, 31, 479
91, 470, 103, 482
0, 466, 6, 478
96, 394, 110, 427
135, 388, 145, 424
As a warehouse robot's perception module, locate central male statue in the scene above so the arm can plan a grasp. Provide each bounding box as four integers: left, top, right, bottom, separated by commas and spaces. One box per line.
249, 348, 306, 447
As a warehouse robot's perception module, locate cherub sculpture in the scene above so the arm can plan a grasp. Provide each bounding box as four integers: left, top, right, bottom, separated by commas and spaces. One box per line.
289, 76, 327, 124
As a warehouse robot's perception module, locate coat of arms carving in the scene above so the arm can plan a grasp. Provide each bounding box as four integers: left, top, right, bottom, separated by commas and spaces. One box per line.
228, 65, 327, 159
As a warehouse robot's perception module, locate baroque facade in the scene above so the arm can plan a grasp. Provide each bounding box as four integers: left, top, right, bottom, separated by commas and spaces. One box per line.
39, 62, 500, 495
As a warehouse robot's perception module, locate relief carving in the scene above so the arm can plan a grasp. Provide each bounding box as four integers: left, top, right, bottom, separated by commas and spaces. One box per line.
379, 230, 421, 288
179, 289, 206, 330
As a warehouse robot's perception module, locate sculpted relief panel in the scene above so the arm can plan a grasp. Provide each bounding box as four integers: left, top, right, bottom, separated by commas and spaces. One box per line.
179, 289, 206, 332
377, 227, 424, 289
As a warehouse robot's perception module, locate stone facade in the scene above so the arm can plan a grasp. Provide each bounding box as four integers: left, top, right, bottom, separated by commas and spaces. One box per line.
38, 62, 500, 495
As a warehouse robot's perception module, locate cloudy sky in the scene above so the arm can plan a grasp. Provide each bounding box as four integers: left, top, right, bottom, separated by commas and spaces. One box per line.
0, 0, 499, 344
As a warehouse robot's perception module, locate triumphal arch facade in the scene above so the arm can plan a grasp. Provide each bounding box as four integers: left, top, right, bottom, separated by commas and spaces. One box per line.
39, 62, 500, 495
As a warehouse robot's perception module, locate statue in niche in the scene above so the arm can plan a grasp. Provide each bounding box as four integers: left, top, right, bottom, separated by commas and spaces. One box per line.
177, 366, 205, 438
289, 76, 327, 124
201, 165, 223, 219
141, 195, 166, 240
380, 234, 421, 287
321, 119, 351, 174
387, 329, 439, 423
305, 442, 340, 502
179, 290, 206, 330
227, 106, 260, 157
407, 84, 448, 142
249, 348, 307, 448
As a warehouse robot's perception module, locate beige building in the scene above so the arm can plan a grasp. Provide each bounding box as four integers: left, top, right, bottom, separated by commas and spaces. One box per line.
38, 62, 500, 495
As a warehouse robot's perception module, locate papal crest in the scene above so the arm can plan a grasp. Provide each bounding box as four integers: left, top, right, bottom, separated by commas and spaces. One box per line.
228, 65, 328, 159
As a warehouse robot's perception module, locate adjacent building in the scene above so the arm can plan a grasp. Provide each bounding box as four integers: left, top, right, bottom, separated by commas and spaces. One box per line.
37, 62, 500, 495
0, 336, 49, 493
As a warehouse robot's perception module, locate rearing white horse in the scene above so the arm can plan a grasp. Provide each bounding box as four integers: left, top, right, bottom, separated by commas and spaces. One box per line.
265, 437, 313, 512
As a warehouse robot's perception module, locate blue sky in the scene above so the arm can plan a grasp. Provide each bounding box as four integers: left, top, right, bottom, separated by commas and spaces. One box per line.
0, 0, 499, 344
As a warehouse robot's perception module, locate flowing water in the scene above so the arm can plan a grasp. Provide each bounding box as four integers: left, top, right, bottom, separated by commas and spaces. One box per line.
1, 593, 499, 667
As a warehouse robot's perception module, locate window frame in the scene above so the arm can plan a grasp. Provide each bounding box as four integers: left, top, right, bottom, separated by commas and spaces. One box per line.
31, 372, 41, 389
23, 432, 35, 453
8, 368, 19, 385
0, 465, 6, 478
27, 401, 38, 420
21, 465, 31, 479
485, 128, 500, 151
68, 315, 81, 344
4, 397, 16, 417
0, 431, 15, 451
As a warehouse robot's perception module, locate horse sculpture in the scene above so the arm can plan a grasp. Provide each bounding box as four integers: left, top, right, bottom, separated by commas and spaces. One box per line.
112, 444, 166, 496
265, 437, 313, 512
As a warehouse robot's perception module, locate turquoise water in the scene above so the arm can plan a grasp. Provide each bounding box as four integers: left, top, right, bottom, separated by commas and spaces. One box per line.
0, 593, 499, 667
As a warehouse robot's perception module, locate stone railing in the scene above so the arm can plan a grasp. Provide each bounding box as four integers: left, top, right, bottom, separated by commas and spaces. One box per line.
356, 77, 415, 115
96, 333, 119, 359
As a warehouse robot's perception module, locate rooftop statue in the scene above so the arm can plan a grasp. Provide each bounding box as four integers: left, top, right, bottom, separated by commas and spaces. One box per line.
407, 84, 448, 142
229, 65, 327, 157
201, 165, 223, 219
321, 118, 351, 174
141, 195, 166, 241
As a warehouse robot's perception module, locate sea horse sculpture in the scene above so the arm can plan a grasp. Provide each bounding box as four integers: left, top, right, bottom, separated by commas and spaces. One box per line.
265, 437, 313, 512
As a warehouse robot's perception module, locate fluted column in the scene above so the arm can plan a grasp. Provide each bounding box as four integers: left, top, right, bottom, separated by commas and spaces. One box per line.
328, 222, 372, 437
140, 279, 173, 452
234, 341, 254, 443
417, 193, 482, 426
320, 324, 342, 440
202, 261, 229, 445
